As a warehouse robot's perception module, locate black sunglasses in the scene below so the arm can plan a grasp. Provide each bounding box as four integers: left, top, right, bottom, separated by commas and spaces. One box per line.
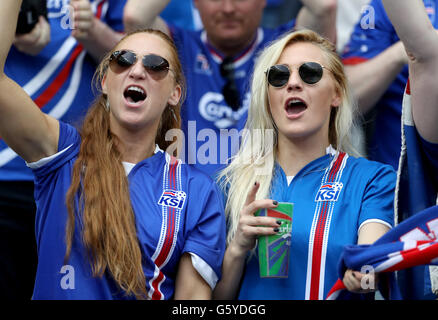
109, 50, 172, 77
266, 62, 328, 87
220, 57, 240, 111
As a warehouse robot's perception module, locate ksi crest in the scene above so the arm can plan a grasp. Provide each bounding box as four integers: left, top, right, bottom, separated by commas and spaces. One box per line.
315, 182, 343, 202
158, 189, 187, 209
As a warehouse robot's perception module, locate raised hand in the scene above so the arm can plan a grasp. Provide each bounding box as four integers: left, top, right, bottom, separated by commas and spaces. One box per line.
71, 0, 94, 42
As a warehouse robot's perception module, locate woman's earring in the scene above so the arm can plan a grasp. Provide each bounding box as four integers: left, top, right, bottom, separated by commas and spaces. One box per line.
170, 106, 177, 121
104, 98, 110, 112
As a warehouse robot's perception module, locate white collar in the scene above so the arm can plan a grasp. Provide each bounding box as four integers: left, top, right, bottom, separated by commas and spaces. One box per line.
122, 144, 163, 175
326, 145, 337, 156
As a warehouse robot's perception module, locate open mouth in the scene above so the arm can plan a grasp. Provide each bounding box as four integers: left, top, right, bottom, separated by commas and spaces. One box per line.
124, 86, 147, 104
285, 98, 307, 116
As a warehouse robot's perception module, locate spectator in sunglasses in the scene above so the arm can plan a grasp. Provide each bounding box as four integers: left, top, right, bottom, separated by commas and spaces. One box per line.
122, 0, 337, 179
0, 0, 127, 300
382, 0, 438, 300
0, 1, 226, 300
213, 29, 396, 300
342, 0, 438, 172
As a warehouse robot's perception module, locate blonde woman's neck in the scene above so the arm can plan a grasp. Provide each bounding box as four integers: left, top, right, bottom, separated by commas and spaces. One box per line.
276, 134, 331, 177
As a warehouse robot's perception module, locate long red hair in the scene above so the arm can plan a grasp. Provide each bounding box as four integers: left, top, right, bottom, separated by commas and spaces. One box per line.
65, 29, 185, 299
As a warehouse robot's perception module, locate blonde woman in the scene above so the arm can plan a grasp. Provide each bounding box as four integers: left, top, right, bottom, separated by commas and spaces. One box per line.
213, 29, 396, 300
0, 1, 225, 300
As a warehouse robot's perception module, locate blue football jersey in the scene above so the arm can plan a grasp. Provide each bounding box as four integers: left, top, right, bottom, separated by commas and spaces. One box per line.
342, 0, 438, 170
0, 0, 126, 181
30, 122, 226, 300
169, 22, 295, 178
238, 150, 396, 300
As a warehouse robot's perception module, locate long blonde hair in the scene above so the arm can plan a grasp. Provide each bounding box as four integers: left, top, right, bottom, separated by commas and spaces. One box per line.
65, 29, 185, 299
218, 29, 360, 244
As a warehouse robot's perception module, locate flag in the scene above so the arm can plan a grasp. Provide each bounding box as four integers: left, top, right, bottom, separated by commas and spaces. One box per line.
326, 205, 438, 300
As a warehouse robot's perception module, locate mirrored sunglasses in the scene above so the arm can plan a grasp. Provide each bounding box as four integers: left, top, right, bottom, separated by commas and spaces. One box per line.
266, 62, 328, 87
109, 50, 171, 77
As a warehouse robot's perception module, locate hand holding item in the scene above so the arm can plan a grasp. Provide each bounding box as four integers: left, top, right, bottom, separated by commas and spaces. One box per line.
229, 182, 280, 256
343, 268, 379, 293
14, 16, 50, 56
71, 0, 95, 42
